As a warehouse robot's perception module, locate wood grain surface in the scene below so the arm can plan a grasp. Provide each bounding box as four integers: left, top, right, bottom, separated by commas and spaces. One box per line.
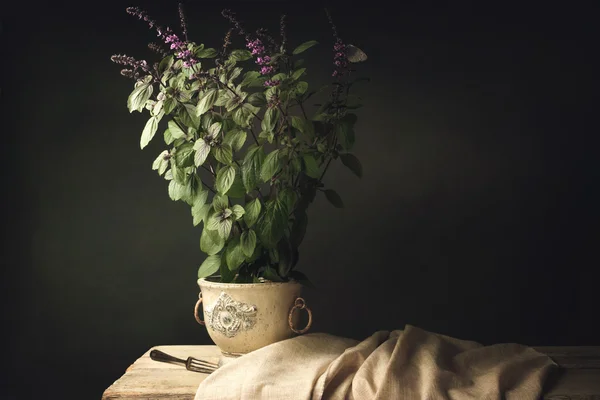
102, 345, 600, 400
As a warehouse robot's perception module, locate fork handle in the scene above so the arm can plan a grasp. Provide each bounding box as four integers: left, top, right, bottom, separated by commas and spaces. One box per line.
150, 349, 186, 366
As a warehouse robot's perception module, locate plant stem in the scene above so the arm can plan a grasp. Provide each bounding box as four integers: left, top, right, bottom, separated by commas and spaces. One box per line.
200, 178, 216, 194
249, 127, 259, 145
277, 104, 294, 144
201, 165, 215, 176
318, 157, 333, 182
255, 189, 264, 201
298, 100, 308, 119
173, 119, 188, 137
216, 79, 262, 121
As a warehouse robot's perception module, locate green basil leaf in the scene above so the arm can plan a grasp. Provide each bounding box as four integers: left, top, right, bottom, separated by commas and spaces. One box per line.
193, 139, 211, 167
140, 116, 159, 149
260, 149, 281, 183
196, 89, 218, 117
207, 121, 222, 139
240, 230, 257, 258
168, 179, 187, 201
158, 55, 174, 75
257, 199, 288, 248
152, 150, 170, 176
168, 120, 186, 139
200, 224, 225, 255
339, 153, 363, 178
195, 48, 218, 58
127, 82, 153, 113
241, 71, 261, 87
198, 254, 222, 278
192, 203, 211, 227
302, 154, 321, 179
174, 142, 195, 168
213, 144, 233, 165
336, 113, 357, 151
263, 267, 283, 282
247, 92, 266, 107
212, 194, 229, 212
164, 128, 174, 145
244, 198, 262, 228
291, 68, 306, 81
224, 129, 247, 152
291, 116, 314, 137
231, 204, 245, 220
225, 236, 245, 271
292, 40, 318, 55
242, 145, 265, 192
261, 107, 279, 133
324, 189, 344, 208
216, 165, 236, 194
230, 49, 253, 62
163, 97, 177, 114
226, 173, 246, 199
277, 237, 293, 277
232, 106, 252, 128
181, 104, 200, 129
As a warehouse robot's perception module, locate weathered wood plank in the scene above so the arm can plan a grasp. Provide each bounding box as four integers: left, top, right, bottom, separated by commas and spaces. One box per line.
102, 345, 600, 400
544, 370, 600, 399
535, 347, 600, 369
102, 346, 220, 400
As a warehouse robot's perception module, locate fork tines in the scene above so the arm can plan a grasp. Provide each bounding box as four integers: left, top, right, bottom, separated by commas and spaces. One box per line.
186, 357, 219, 373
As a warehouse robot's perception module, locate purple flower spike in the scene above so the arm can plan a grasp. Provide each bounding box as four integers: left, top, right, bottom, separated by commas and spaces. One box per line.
264, 79, 280, 87
332, 38, 349, 78
178, 50, 192, 58
126, 7, 167, 40
260, 66, 274, 75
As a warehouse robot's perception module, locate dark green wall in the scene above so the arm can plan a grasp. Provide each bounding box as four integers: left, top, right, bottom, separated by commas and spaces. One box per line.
3, 1, 599, 398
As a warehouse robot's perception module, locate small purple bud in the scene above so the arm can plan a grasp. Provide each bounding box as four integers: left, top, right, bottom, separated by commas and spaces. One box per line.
264, 79, 280, 87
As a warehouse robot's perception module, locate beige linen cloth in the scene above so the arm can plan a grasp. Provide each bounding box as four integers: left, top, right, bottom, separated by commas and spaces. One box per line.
195, 324, 557, 400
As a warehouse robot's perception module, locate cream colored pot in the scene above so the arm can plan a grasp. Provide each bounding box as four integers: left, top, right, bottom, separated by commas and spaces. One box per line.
195, 278, 312, 358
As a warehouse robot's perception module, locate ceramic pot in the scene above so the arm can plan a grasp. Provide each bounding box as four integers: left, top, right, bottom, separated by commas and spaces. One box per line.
194, 277, 312, 358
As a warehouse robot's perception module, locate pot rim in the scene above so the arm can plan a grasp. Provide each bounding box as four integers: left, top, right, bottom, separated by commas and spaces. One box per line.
197, 277, 301, 289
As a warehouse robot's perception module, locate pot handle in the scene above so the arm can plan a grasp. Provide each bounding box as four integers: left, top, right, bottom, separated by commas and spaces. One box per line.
288, 297, 312, 334
194, 292, 205, 325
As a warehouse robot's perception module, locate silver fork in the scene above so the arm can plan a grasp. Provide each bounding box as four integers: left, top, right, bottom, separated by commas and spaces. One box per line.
150, 349, 219, 374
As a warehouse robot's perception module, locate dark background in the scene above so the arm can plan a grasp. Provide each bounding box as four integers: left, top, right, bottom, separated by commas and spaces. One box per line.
2, 0, 599, 398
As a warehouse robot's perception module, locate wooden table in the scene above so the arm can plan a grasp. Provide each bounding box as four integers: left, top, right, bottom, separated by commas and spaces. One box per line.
102, 345, 600, 399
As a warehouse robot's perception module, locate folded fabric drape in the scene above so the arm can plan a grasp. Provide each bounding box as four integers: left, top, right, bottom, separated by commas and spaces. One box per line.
195, 324, 556, 400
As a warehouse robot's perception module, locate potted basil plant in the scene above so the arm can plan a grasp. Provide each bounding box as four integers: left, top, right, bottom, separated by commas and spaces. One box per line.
111, 5, 368, 358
